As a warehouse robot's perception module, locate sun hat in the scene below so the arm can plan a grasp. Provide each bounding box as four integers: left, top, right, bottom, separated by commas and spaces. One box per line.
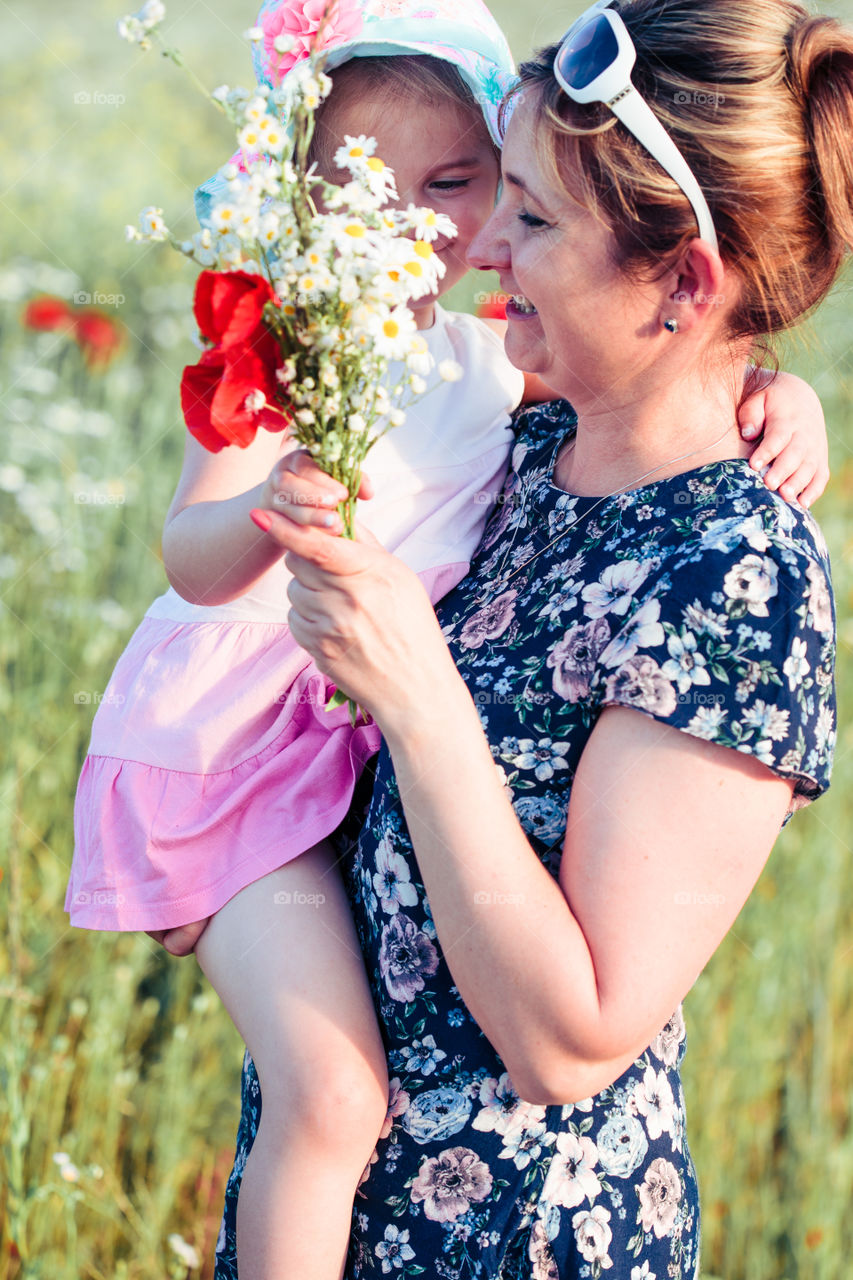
195, 0, 516, 228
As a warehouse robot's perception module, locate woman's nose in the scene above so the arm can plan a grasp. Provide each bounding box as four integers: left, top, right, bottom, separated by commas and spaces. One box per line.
467, 207, 509, 274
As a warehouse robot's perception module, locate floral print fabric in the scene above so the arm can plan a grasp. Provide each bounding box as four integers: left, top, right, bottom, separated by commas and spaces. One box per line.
214, 400, 835, 1278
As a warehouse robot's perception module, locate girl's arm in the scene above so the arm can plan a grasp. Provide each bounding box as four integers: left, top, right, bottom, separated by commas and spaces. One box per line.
161, 428, 333, 604
263, 474, 792, 1103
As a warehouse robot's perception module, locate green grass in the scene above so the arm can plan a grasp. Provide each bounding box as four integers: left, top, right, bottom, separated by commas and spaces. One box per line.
2, 1, 853, 1277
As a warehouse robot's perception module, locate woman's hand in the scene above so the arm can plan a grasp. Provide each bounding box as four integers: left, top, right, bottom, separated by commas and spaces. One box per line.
738, 370, 829, 506
250, 452, 462, 732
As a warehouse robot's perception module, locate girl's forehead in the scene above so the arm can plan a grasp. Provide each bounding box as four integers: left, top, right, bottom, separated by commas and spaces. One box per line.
322, 89, 493, 157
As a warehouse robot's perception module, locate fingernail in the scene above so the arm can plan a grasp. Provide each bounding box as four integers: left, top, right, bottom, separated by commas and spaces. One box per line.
320, 493, 339, 506
741, 424, 758, 439
322, 514, 337, 527
250, 508, 273, 532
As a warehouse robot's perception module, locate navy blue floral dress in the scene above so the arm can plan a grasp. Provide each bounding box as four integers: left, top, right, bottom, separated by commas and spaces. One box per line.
213, 401, 835, 1279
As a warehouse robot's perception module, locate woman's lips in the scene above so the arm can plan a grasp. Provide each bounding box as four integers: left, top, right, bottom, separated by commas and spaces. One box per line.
505, 293, 538, 319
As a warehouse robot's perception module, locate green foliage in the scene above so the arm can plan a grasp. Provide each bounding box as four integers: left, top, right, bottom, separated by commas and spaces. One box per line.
2, 2, 852, 1277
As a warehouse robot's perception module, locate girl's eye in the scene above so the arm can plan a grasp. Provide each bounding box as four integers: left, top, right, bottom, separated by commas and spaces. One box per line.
429, 179, 471, 192
518, 210, 549, 229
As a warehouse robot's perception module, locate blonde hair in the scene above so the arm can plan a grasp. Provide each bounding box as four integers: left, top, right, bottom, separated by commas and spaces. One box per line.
310, 54, 495, 171
512, 0, 853, 350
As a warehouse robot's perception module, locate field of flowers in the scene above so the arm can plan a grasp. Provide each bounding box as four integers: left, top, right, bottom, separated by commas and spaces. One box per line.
1, 0, 852, 1277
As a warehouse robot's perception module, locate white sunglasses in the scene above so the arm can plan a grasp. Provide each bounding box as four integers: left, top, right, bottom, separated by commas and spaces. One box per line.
554, 0, 719, 252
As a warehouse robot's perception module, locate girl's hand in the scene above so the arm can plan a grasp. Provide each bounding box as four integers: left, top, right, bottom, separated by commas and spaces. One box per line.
738, 371, 829, 507
250, 454, 457, 729
253, 449, 375, 532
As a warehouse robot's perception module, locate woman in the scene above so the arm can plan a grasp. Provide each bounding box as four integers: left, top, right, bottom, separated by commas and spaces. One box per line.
216, 0, 849, 1274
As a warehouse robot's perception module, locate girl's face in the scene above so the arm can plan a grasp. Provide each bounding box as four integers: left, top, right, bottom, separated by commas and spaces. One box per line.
320, 88, 500, 324
467, 94, 658, 397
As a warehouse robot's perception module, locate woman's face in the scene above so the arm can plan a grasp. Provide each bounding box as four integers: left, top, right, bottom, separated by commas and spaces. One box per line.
468, 94, 659, 398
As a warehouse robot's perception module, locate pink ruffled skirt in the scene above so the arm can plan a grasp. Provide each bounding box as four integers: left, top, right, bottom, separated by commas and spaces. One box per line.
67, 564, 460, 930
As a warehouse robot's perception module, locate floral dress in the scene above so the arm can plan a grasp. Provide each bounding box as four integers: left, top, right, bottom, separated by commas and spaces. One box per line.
213, 400, 836, 1279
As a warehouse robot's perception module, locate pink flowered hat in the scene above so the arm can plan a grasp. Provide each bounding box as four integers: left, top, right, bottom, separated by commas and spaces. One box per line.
195, 0, 516, 226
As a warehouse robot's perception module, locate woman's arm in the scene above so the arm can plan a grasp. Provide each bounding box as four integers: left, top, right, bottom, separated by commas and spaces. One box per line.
384, 694, 792, 1103
270, 496, 793, 1103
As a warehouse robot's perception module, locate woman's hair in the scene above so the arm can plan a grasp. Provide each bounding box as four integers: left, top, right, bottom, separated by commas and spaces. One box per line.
510, 0, 853, 349
310, 54, 496, 170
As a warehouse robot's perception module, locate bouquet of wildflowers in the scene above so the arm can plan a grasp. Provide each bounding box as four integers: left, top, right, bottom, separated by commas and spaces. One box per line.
119, 0, 461, 542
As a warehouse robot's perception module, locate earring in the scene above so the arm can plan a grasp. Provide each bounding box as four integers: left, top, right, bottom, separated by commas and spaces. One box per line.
663, 318, 679, 334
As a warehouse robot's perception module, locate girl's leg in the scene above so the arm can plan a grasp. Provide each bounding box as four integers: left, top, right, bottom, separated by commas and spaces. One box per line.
195, 842, 388, 1280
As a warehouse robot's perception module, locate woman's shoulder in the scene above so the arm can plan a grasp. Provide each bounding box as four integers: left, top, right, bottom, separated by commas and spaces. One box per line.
584, 463, 836, 806
650, 459, 833, 587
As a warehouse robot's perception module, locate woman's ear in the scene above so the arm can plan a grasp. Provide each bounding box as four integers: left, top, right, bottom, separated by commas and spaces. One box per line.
661, 238, 729, 335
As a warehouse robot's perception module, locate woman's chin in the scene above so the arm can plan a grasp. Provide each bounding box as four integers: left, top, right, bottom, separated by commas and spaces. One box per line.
504, 327, 545, 378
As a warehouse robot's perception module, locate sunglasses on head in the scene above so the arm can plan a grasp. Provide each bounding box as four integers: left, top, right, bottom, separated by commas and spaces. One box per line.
553, 0, 719, 252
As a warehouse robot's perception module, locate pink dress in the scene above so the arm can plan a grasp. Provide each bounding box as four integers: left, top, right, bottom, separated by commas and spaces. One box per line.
67, 308, 524, 930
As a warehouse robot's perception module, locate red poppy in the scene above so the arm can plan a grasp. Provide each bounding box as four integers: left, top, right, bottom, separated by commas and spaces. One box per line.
22, 295, 75, 332
475, 296, 508, 321
180, 269, 288, 452
22, 295, 125, 369
73, 309, 125, 368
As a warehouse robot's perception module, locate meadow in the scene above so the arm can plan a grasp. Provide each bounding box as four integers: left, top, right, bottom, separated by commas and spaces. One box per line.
1, 0, 852, 1276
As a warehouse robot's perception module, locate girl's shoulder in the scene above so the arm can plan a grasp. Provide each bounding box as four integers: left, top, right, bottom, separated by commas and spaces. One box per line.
433, 306, 526, 416
437, 306, 516, 368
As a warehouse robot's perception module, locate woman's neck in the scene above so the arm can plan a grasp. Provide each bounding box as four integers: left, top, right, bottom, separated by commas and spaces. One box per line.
553, 361, 753, 498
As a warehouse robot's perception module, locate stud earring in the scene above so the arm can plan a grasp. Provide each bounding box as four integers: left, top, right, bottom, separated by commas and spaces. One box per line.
663, 318, 679, 334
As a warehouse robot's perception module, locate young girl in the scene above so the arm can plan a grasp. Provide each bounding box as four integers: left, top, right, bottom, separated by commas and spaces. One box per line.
67, 1, 830, 1276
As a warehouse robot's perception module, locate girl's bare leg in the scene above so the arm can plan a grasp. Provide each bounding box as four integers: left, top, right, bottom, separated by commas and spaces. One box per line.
195, 843, 388, 1280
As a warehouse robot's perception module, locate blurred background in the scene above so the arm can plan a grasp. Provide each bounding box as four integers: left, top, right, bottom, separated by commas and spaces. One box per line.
1, 0, 852, 1276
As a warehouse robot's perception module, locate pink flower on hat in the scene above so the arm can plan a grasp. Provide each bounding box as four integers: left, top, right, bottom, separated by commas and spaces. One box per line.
259, 0, 363, 84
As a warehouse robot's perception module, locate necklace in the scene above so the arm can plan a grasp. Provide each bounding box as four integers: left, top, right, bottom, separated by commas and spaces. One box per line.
474, 423, 733, 606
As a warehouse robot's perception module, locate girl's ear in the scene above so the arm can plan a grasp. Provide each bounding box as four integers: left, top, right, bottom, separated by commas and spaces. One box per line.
661, 238, 729, 335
